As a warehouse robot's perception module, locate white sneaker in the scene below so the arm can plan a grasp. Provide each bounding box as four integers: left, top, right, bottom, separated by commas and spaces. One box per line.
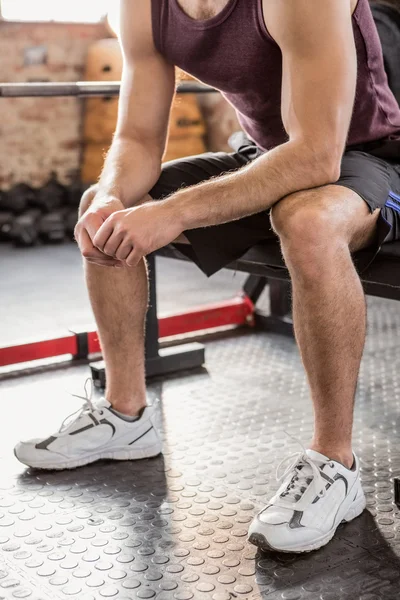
14, 387, 162, 470
248, 446, 366, 553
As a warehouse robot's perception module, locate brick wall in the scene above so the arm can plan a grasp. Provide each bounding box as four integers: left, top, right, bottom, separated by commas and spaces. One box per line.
0, 19, 240, 190
0, 20, 109, 189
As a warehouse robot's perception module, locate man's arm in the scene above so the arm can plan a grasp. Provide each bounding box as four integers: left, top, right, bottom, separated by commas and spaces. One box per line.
99, 0, 175, 207
166, 0, 357, 229
74, 0, 175, 267
97, 0, 175, 207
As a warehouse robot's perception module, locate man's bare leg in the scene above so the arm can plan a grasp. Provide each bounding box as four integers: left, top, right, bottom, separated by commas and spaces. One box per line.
271, 185, 379, 468
79, 192, 157, 416
85, 260, 148, 416
82, 190, 190, 416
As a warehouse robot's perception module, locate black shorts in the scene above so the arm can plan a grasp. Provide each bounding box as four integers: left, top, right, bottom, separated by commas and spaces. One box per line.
150, 134, 400, 277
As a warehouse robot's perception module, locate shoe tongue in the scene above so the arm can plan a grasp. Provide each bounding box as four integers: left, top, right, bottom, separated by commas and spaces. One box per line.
306, 449, 330, 464
96, 398, 111, 409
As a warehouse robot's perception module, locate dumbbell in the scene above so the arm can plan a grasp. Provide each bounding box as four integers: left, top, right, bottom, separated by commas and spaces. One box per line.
38, 210, 66, 244
0, 211, 13, 242
33, 173, 68, 213
0, 184, 36, 214
11, 209, 41, 247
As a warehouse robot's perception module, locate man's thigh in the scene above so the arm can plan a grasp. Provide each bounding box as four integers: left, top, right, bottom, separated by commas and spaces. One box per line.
272, 148, 400, 270
331, 150, 400, 249
272, 184, 380, 252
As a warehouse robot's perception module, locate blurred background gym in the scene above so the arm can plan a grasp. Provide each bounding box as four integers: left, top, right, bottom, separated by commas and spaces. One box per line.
1, 2, 400, 600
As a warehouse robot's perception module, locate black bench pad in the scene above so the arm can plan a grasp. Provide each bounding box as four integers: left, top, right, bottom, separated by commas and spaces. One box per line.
158, 239, 400, 300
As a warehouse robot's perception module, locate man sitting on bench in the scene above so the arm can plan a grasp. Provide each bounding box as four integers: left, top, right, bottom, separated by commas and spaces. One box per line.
15, 0, 400, 553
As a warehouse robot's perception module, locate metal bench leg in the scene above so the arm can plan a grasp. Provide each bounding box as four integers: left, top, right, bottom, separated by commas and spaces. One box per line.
144, 254, 205, 378
243, 274, 268, 304
254, 279, 294, 336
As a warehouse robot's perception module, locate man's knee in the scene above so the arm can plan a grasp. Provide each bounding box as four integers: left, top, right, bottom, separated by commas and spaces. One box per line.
269, 187, 354, 282
271, 188, 339, 248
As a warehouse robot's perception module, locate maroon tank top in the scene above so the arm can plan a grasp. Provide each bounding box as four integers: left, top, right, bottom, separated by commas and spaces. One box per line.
151, 0, 400, 151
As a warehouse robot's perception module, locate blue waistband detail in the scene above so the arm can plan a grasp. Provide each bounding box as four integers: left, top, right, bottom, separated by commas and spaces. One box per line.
388, 191, 400, 203
385, 199, 400, 213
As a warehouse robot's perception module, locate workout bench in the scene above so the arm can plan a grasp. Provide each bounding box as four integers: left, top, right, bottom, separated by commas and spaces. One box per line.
89, 238, 400, 389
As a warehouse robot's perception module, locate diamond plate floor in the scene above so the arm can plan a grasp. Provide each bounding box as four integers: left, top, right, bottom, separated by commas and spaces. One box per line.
1, 296, 400, 600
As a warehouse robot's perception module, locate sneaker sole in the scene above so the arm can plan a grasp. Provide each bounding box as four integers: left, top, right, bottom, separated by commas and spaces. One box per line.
14, 442, 162, 470
248, 489, 366, 554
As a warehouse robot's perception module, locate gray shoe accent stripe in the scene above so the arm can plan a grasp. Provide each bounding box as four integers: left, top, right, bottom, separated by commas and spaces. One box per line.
88, 413, 99, 425
35, 436, 57, 450
99, 418, 116, 436
129, 426, 153, 445
68, 418, 116, 437
334, 473, 349, 495
69, 424, 95, 436
289, 510, 305, 529
312, 475, 348, 504
35, 417, 118, 451
320, 471, 334, 484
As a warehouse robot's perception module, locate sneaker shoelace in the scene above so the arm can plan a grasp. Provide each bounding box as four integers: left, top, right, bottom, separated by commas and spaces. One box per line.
276, 441, 329, 504
59, 378, 99, 433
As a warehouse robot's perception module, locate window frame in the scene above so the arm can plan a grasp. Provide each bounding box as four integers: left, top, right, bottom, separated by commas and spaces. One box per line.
0, 0, 109, 25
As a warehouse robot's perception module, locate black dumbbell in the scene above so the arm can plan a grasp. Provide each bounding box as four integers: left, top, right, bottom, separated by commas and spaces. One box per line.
1, 184, 37, 214
38, 210, 66, 244
33, 173, 68, 213
11, 209, 41, 247
0, 211, 13, 242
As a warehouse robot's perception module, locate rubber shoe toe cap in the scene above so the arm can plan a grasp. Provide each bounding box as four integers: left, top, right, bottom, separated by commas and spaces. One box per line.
248, 516, 322, 552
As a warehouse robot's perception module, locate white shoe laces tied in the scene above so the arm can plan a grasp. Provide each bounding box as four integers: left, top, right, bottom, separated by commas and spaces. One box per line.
276, 440, 328, 504
59, 378, 96, 433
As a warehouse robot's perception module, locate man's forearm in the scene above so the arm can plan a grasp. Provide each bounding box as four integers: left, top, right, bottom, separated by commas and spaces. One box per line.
166, 140, 340, 230
97, 136, 163, 207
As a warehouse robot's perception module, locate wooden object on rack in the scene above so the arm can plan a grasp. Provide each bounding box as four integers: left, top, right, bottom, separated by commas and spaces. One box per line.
81, 41, 206, 183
